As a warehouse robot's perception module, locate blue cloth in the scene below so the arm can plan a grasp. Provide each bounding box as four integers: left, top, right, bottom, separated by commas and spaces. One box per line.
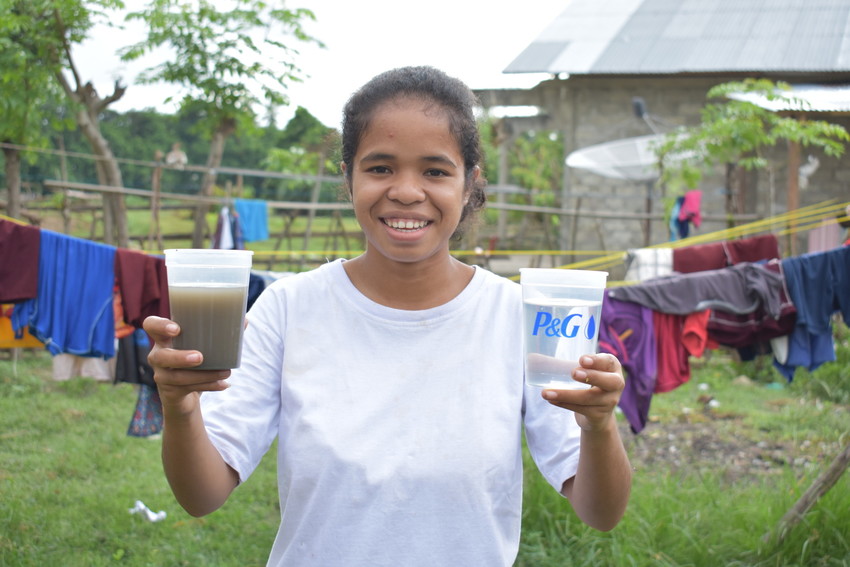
235, 199, 269, 242
774, 246, 850, 380
12, 230, 116, 358
669, 199, 681, 241
669, 197, 690, 241
127, 384, 163, 438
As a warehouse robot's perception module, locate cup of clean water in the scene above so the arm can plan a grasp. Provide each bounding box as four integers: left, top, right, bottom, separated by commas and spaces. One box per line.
520, 268, 608, 389
165, 249, 253, 370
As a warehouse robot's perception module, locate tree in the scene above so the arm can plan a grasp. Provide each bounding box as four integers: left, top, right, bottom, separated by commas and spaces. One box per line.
0, 1, 72, 220
121, 0, 322, 247
23, 0, 133, 246
510, 130, 565, 250
656, 79, 849, 221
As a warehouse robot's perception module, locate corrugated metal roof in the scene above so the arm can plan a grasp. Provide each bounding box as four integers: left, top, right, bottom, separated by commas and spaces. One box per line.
505, 0, 850, 75
728, 84, 850, 112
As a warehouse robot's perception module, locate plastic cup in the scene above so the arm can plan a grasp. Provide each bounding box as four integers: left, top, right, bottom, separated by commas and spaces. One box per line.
164, 249, 253, 370
520, 268, 608, 389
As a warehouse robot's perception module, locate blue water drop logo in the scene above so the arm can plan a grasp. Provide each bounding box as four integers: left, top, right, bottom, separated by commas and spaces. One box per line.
584, 316, 596, 340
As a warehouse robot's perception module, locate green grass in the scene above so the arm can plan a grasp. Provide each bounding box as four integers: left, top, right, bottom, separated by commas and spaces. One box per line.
517, 324, 850, 567
2, 324, 849, 566
0, 351, 279, 566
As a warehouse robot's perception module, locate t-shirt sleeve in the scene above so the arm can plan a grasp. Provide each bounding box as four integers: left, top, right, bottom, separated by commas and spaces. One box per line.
200, 284, 285, 484
522, 384, 582, 494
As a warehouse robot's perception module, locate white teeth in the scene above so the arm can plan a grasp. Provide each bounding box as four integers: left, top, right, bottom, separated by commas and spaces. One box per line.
386, 219, 427, 230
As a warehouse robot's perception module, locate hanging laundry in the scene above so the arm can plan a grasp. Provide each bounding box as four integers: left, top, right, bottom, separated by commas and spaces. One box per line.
127, 384, 163, 437
669, 196, 690, 241
669, 198, 681, 241
607, 262, 784, 317
231, 208, 244, 250
623, 248, 673, 282
653, 312, 690, 394
672, 240, 726, 273
681, 309, 719, 359
52, 354, 114, 382
115, 329, 156, 388
113, 285, 136, 341
677, 189, 702, 231
235, 198, 269, 242
774, 246, 850, 380
213, 206, 236, 249
0, 305, 42, 348
653, 310, 717, 396
706, 259, 796, 349
724, 234, 781, 265
115, 249, 170, 326
212, 206, 245, 250
598, 291, 657, 434
11, 229, 116, 358
807, 219, 842, 253
672, 233, 780, 273
0, 219, 40, 303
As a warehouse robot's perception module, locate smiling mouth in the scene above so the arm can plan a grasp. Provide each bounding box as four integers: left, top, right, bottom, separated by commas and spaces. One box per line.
382, 218, 431, 231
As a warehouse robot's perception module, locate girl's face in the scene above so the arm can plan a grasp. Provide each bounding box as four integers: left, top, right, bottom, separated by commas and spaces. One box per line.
346, 97, 477, 267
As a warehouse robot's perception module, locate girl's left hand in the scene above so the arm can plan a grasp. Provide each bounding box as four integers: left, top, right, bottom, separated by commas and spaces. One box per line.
541, 353, 625, 432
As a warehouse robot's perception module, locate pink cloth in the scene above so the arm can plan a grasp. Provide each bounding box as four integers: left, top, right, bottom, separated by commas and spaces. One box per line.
677, 189, 702, 228
807, 219, 841, 253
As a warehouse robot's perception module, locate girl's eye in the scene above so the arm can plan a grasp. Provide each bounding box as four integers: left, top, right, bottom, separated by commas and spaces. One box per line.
367, 165, 391, 174
425, 168, 448, 177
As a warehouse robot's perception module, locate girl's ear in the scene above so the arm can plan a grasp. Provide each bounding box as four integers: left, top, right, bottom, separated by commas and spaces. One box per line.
340, 162, 352, 196
464, 165, 481, 205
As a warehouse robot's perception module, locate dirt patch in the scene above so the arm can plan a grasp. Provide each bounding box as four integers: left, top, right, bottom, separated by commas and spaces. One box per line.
619, 413, 824, 483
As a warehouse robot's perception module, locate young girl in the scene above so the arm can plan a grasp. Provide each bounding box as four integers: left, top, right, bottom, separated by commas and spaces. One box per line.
144, 66, 632, 566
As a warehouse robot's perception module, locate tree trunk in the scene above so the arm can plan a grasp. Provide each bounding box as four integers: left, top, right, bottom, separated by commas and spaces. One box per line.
192, 120, 235, 248
52, 31, 129, 247
149, 150, 164, 251
2, 146, 22, 219
724, 163, 736, 229
75, 107, 128, 247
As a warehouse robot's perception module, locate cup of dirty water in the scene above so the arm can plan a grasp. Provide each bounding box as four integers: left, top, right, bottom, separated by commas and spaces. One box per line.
165, 249, 253, 370
520, 268, 607, 389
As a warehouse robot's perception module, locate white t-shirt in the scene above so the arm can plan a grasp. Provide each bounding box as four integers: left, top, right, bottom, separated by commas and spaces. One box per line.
200, 259, 582, 566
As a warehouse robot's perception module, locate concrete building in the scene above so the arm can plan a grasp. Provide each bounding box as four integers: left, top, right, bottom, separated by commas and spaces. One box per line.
475, 0, 850, 258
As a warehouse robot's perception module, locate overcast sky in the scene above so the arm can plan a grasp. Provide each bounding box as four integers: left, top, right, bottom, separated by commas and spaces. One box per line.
74, 0, 565, 129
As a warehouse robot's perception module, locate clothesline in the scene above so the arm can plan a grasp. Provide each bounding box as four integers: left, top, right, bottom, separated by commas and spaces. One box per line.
603, 238, 850, 434
558, 199, 849, 274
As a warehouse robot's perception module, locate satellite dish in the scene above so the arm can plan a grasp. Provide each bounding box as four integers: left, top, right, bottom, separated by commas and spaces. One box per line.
566, 134, 667, 181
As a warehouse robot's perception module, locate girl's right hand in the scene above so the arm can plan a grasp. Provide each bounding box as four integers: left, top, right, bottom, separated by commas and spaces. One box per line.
143, 316, 232, 416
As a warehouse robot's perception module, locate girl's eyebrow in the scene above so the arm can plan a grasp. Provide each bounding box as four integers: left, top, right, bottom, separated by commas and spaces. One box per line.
422, 155, 458, 169
359, 152, 394, 163
359, 152, 457, 169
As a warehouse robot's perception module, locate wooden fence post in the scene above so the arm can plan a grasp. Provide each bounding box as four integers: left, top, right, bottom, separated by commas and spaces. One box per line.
764, 441, 850, 544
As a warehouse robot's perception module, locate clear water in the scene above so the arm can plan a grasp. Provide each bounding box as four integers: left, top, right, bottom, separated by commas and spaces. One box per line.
523, 297, 602, 389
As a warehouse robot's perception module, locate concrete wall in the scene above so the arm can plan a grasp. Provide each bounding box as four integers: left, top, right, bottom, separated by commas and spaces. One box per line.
477, 74, 850, 258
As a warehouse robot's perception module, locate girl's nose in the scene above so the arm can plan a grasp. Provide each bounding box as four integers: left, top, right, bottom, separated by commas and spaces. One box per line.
387, 172, 426, 204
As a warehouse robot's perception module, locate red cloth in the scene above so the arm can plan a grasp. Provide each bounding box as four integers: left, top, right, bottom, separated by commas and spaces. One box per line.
114, 249, 170, 328
653, 311, 690, 394
0, 219, 40, 303
672, 242, 726, 273
681, 309, 719, 358
673, 233, 781, 274
724, 233, 780, 264
677, 189, 702, 228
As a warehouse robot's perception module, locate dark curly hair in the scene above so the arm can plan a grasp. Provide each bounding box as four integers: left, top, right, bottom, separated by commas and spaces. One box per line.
340, 66, 487, 231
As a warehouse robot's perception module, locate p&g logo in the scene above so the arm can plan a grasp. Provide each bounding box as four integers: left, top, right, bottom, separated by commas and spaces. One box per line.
532, 311, 596, 339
